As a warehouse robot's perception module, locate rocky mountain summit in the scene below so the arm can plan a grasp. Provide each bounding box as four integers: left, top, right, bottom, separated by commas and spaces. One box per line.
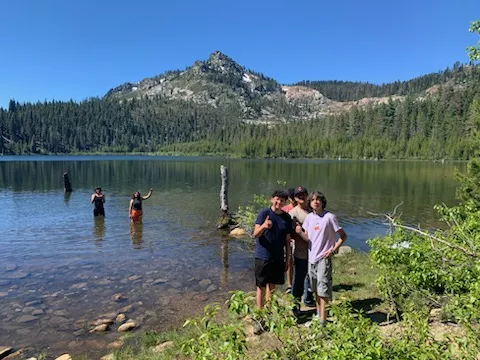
105, 51, 346, 122
105, 51, 444, 122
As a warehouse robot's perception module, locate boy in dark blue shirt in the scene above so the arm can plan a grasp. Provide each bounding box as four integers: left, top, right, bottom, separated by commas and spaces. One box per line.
253, 190, 293, 313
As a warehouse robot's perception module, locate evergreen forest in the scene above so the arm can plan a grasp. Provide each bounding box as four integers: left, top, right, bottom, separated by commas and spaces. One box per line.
1, 63, 480, 160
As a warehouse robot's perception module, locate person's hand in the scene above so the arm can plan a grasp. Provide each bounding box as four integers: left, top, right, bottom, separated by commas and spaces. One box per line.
149, 188, 153, 192
295, 224, 303, 234
263, 215, 272, 230
324, 247, 334, 258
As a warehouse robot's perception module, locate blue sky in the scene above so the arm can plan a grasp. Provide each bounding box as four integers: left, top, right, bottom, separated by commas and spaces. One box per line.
0, 0, 479, 108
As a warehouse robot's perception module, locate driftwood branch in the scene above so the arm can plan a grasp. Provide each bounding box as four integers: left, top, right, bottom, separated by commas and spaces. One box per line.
382, 210, 478, 258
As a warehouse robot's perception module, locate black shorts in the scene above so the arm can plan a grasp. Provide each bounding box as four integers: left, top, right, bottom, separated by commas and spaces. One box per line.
94, 208, 105, 216
255, 258, 285, 288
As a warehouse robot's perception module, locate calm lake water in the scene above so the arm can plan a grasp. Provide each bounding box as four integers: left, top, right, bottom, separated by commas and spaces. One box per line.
0, 156, 465, 358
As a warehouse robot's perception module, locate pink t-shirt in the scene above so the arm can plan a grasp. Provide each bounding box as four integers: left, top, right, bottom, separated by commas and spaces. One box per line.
281, 203, 294, 213
302, 211, 341, 264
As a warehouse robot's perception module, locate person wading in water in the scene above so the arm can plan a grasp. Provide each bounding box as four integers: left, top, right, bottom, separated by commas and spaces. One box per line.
91, 187, 105, 216
129, 189, 153, 223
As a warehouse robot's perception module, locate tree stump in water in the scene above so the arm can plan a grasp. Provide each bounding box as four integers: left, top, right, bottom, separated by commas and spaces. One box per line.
217, 165, 233, 229
63, 172, 73, 193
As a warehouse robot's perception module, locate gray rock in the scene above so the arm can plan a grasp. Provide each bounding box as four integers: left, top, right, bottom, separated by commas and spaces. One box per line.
335, 246, 353, 256
152, 278, 168, 285
17, 315, 37, 323
5, 264, 18, 272
158, 297, 170, 306
70, 282, 88, 289
32, 309, 44, 316
25, 299, 42, 306
127, 275, 142, 281
5, 271, 30, 279
53, 310, 69, 317
206, 285, 218, 293
22, 306, 37, 313
170, 281, 182, 288
199, 279, 212, 287
0, 292, 8, 298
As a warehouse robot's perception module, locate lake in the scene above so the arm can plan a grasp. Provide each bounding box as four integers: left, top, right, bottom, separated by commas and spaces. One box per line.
0, 156, 465, 358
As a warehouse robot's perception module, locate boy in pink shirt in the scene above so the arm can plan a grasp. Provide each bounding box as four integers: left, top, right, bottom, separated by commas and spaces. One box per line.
295, 191, 347, 325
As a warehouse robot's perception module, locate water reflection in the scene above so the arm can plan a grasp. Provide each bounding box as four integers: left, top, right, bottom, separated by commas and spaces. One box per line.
64, 192, 72, 206
130, 222, 144, 249
93, 216, 105, 245
221, 239, 229, 285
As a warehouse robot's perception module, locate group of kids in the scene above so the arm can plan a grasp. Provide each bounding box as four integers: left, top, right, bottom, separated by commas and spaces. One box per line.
253, 187, 347, 333
91, 185, 347, 331
90, 187, 153, 222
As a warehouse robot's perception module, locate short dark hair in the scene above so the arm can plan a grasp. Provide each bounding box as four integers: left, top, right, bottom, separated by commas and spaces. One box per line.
271, 190, 288, 200
286, 188, 295, 201
308, 191, 327, 208
95, 187, 102, 192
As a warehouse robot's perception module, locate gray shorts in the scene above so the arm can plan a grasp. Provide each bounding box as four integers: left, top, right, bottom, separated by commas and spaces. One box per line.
308, 257, 333, 300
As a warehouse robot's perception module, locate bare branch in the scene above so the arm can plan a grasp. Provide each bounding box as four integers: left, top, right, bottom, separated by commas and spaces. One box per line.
386, 214, 477, 258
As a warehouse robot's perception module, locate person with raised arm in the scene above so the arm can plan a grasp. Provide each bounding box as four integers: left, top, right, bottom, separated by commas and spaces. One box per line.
129, 188, 153, 223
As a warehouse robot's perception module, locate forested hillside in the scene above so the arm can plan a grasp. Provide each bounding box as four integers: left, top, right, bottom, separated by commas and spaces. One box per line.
296, 62, 472, 101
1, 56, 479, 159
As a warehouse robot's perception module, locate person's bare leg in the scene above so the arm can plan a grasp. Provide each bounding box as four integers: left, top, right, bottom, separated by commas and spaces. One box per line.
319, 297, 328, 322
266, 283, 276, 305
287, 263, 293, 290
256, 286, 266, 309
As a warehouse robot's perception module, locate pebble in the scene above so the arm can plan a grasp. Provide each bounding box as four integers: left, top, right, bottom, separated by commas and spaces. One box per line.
118, 305, 133, 313
170, 281, 182, 288
199, 279, 212, 287
5, 264, 18, 272
53, 310, 69, 317
70, 283, 88, 290
118, 320, 137, 332
229, 227, 246, 237
89, 324, 109, 333
158, 297, 170, 306
0, 293, 8, 298
54, 355, 72, 360
115, 314, 126, 324
127, 275, 142, 281
153, 341, 174, 353
25, 300, 42, 306
152, 278, 168, 285
100, 355, 114, 360
17, 315, 37, 323
193, 294, 209, 301
107, 340, 124, 349
206, 285, 218, 293
111, 293, 126, 302
90, 318, 114, 327
32, 310, 44, 316
5, 272, 30, 280
0, 347, 12, 358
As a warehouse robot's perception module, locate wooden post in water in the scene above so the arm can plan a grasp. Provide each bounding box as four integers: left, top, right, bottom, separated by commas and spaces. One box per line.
217, 165, 231, 229
63, 172, 73, 193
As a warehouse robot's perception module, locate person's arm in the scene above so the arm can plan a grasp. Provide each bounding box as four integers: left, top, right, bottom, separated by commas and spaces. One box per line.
253, 215, 272, 238
324, 215, 347, 257
129, 199, 133, 218
102, 194, 105, 203
90, 194, 95, 203
142, 188, 153, 200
